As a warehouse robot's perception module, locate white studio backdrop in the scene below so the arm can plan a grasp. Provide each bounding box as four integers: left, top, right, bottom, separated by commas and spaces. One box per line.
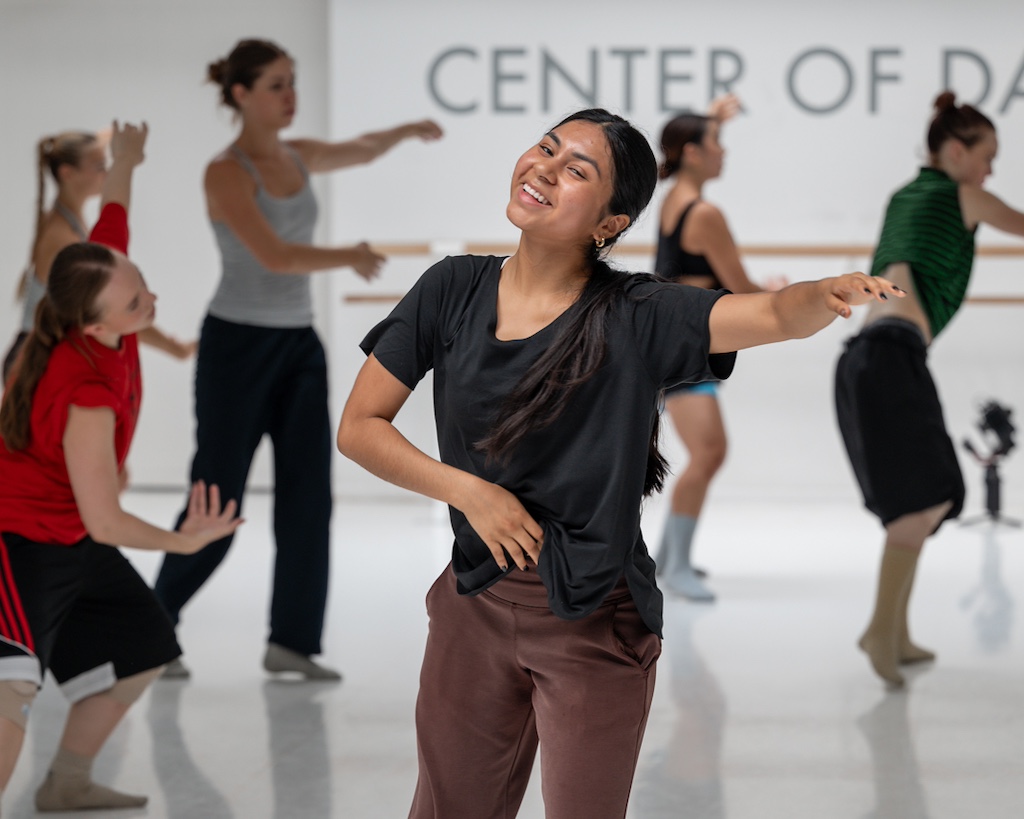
0, 0, 1021, 515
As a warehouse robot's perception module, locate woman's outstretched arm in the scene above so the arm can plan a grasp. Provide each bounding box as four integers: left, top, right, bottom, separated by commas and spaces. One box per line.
708, 272, 903, 353
290, 119, 443, 173
65, 405, 241, 553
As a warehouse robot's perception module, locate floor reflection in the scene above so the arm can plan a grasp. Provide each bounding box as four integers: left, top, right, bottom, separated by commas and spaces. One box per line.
959, 525, 1015, 653
148, 680, 234, 819
262, 680, 335, 819
632, 603, 726, 819
857, 693, 929, 819
7, 497, 1023, 817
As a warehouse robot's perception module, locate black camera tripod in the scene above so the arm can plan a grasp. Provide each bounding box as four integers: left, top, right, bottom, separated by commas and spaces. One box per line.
961, 401, 1019, 528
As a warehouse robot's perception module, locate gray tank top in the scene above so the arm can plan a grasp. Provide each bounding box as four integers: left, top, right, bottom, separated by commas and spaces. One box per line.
207, 146, 319, 328
20, 202, 88, 332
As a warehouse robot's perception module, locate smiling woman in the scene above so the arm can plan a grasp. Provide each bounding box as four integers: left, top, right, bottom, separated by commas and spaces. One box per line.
336, 108, 901, 818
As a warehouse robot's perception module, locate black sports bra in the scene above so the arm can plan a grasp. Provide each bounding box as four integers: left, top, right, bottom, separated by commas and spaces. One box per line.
654, 199, 721, 288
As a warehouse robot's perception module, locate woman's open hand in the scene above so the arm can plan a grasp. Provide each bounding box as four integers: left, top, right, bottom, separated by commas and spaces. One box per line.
352, 242, 385, 282
821, 272, 904, 319
108, 120, 148, 169
707, 93, 741, 123
176, 480, 243, 554
405, 119, 444, 142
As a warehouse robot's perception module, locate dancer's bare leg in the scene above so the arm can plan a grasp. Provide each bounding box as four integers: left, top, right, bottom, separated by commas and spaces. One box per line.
0, 680, 35, 799
0, 716, 26, 795
859, 501, 952, 686
657, 393, 726, 601
669, 393, 727, 519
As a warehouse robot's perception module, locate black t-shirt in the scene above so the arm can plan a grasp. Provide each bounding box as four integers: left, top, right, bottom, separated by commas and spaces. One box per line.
361, 255, 735, 636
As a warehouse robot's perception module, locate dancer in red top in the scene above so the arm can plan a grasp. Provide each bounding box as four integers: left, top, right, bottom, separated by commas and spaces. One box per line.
3, 127, 195, 382
0, 122, 240, 814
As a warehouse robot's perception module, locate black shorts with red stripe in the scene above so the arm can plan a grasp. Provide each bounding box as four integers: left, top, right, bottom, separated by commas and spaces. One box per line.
0, 532, 180, 702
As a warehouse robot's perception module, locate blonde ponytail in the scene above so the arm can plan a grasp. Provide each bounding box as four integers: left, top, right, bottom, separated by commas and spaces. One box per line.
16, 132, 98, 301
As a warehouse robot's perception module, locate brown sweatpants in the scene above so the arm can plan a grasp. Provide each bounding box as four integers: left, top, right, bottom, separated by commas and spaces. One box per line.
409, 563, 661, 819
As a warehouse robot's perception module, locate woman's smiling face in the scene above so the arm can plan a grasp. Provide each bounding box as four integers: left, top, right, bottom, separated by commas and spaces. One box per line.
506, 119, 622, 247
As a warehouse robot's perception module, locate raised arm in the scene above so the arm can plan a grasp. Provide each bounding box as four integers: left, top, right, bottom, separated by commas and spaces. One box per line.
289, 119, 443, 173
100, 121, 147, 213
64, 405, 241, 553
960, 185, 1024, 237
205, 157, 384, 279
337, 354, 542, 570
708, 273, 903, 353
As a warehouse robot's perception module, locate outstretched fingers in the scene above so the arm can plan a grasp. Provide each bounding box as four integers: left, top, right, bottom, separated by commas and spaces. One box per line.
183, 480, 243, 538
827, 272, 904, 317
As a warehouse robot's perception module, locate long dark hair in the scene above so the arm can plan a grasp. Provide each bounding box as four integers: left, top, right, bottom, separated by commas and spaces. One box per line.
477, 109, 670, 496
1, 243, 114, 451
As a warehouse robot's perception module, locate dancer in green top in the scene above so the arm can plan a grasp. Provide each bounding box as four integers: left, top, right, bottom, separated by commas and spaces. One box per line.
835, 91, 1024, 687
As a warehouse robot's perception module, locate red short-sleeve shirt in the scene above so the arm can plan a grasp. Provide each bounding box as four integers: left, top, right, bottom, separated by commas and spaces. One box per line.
0, 204, 141, 545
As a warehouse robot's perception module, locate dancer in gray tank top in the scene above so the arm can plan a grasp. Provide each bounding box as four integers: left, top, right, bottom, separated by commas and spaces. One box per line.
20, 202, 88, 334
153, 38, 442, 680
4, 129, 196, 381
205, 145, 318, 327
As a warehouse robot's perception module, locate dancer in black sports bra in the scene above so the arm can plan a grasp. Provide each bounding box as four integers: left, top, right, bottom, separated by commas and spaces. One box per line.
653, 95, 785, 602
656, 199, 721, 287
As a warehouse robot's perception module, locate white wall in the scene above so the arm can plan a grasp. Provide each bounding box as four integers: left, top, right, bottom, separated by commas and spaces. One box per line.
2, 0, 1023, 514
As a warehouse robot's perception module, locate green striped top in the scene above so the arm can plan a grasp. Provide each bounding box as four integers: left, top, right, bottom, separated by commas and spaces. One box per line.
870, 167, 976, 338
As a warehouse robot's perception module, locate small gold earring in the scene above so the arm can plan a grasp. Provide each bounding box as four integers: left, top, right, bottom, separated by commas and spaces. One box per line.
595, 236, 605, 249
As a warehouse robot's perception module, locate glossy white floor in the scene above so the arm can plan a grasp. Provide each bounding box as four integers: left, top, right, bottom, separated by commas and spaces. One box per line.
5, 491, 1024, 819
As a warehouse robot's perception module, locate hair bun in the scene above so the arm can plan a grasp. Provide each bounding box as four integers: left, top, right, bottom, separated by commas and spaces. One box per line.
207, 58, 229, 86
934, 90, 957, 112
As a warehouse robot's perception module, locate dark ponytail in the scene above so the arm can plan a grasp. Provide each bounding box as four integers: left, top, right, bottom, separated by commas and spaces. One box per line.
658, 113, 710, 180
476, 109, 670, 496
1, 243, 113, 451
